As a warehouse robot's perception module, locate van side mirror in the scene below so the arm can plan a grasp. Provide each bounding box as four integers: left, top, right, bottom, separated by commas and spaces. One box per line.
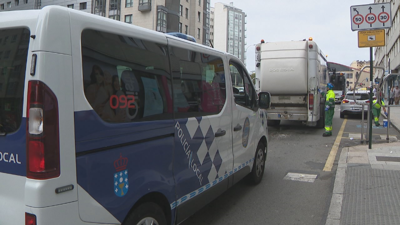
258, 92, 271, 109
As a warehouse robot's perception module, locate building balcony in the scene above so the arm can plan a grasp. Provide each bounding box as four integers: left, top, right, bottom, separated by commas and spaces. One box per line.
138, 2, 151, 11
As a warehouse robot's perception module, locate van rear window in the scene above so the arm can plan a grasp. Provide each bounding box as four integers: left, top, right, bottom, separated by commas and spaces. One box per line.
0, 28, 30, 134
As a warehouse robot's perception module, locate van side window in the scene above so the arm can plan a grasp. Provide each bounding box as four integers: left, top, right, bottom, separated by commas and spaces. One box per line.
169, 46, 226, 118
229, 61, 256, 110
81, 29, 173, 123
0, 28, 29, 134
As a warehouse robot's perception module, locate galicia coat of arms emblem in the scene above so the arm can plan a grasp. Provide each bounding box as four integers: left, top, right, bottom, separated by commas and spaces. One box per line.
114, 154, 129, 197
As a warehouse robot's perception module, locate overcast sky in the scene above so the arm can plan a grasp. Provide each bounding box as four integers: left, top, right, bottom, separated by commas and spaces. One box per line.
210, 0, 374, 72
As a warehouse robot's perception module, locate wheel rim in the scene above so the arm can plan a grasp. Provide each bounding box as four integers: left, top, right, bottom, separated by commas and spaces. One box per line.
255, 148, 265, 177
137, 217, 159, 225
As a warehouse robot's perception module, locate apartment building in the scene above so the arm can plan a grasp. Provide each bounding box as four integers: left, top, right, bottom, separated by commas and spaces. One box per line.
210, 2, 246, 63
374, 0, 400, 89
0, 0, 210, 45
0, 0, 91, 12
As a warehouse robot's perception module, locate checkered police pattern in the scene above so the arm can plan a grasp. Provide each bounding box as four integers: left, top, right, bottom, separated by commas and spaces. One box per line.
170, 158, 254, 209
184, 117, 226, 183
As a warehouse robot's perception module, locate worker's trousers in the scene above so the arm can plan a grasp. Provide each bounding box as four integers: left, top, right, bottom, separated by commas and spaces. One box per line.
324, 109, 334, 133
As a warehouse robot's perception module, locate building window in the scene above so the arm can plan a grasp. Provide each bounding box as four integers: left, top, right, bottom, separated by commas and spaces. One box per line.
0, 4, 4, 10
179, 23, 182, 33
185, 8, 188, 19
126, 0, 133, 7
198, 0, 200, 6
157, 9, 167, 33
11, 35, 17, 43
67, 4, 74, 8
4, 51, 10, 59
197, 28, 200, 39
15, 0, 19, 6
198, 11, 200, 22
139, 0, 149, 6
7, 2, 11, 8
80, 2, 87, 10
110, 0, 118, 10
185, 25, 188, 34
109, 15, 120, 20
125, 14, 132, 24
24, 0, 27, 3
179, 5, 182, 16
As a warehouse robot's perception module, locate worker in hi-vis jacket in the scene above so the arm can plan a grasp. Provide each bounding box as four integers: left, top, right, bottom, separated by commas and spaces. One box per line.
372, 97, 387, 126
323, 83, 335, 137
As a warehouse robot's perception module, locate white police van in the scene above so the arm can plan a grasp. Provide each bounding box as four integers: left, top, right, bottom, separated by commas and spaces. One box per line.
0, 6, 270, 225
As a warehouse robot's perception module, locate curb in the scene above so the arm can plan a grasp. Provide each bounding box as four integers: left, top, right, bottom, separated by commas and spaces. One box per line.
325, 147, 348, 225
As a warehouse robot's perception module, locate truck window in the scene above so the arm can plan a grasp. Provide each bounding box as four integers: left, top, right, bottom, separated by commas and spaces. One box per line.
81, 29, 173, 122
0, 28, 30, 134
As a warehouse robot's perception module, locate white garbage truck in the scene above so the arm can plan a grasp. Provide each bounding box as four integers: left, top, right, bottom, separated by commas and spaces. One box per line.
254, 38, 329, 127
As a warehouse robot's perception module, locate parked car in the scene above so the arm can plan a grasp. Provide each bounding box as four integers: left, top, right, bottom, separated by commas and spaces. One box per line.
340, 91, 370, 118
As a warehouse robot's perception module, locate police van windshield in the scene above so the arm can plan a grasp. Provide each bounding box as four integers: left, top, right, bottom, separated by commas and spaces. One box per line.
0, 28, 30, 134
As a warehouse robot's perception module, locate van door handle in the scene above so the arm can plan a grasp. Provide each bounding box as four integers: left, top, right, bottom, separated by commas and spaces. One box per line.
234, 124, 242, 131
215, 129, 226, 137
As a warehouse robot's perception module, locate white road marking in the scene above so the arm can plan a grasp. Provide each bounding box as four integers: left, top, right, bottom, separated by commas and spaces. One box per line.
283, 172, 318, 183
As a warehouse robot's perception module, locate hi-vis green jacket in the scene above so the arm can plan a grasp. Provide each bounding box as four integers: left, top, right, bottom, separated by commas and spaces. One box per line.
325, 90, 335, 109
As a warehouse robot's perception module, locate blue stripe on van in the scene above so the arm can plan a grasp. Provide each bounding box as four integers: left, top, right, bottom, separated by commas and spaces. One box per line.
74, 110, 176, 223
0, 118, 26, 176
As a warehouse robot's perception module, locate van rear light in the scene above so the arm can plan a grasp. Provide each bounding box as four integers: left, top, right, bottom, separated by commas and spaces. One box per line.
25, 213, 37, 225
309, 93, 314, 110
26, 81, 60, 179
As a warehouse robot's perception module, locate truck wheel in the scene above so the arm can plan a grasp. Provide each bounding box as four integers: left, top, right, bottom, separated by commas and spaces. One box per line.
247, 142, 266, 185
124, 202, 167, 225
267, 120, 280, 126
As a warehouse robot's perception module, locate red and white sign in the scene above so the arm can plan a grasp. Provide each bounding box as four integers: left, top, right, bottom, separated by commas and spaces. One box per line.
351, 3, 391, 31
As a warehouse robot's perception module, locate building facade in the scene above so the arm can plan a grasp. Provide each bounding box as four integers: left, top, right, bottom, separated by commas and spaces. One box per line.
211, 2, 246, 63
374, 0, 400, 90
0, 0, 210, 44
0, 0, 91, 12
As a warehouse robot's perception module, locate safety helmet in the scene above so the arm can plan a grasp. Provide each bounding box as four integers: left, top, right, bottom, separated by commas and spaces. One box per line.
327, 83, 334, 89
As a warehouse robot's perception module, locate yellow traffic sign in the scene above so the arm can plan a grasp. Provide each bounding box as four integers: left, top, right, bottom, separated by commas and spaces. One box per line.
358, 29, 385, 48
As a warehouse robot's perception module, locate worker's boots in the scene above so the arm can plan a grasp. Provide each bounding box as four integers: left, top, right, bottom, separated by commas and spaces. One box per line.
375, 122, 380, 127
322, 132, 332, 137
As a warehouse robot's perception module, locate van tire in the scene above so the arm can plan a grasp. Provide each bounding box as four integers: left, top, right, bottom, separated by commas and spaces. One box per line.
267, 120, 280, 126
247, 142, 266, 185
124, 202, 167, 225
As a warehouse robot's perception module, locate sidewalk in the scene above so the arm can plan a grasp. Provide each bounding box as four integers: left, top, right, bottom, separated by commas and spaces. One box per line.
386, 106, 400, 132
326, 106, 400, 225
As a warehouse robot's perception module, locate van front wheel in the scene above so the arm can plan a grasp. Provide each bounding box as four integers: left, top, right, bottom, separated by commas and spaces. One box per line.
124, 202, 167, 225
247, 142, 266, 185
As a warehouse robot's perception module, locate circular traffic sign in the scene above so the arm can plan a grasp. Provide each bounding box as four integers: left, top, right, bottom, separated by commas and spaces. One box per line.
378, 12, 390, 23
365, 13, 377, 24
353, 14, 364, 25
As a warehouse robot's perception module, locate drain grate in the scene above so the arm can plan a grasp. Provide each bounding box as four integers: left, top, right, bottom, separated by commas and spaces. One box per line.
376, 156, 400, 162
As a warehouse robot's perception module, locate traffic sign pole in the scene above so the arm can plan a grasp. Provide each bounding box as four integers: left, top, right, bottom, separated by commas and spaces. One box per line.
369, 47, 373, 149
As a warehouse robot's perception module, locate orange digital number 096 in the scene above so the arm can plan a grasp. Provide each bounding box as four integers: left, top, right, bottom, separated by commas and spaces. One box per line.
110, 95, 136, 109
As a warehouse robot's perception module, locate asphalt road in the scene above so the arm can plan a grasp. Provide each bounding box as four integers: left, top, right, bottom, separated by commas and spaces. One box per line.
181, 107, 400, 225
